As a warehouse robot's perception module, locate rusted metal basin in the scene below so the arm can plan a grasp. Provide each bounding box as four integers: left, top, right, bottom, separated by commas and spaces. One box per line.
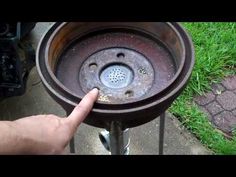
36, 22, 194, 129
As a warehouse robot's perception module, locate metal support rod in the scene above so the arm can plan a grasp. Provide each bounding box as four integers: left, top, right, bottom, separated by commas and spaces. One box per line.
109, 121, 129, 155
159, 112, 165, 155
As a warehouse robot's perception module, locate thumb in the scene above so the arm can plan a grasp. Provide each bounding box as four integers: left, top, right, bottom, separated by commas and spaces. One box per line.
65, 88, 99, 130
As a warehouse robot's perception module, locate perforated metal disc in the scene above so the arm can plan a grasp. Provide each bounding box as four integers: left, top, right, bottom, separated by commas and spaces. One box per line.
79, 47, 155, 103
100, 64, 133, 89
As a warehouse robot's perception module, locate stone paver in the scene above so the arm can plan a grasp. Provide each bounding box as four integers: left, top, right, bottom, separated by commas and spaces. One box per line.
222, 76, 236, 90
195, 76, 236, 136
205, 101, 223, 115
211, 83, 226, 95
217, 91, 236, 111
213, 112, 231, 133
214, 111, 236, 134
194, 92, 215, 106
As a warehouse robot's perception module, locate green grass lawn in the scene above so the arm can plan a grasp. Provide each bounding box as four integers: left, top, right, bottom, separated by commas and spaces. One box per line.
169, 22, 236, 154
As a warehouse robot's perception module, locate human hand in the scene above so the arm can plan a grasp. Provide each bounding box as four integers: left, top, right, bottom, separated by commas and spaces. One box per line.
12, 88, 99, 154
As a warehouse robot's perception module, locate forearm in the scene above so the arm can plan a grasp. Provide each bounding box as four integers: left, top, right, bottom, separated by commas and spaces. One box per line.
0, 121, 28, 154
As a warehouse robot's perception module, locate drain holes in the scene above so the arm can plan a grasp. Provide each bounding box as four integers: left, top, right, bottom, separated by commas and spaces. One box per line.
108, 67, 126, 83
117, 53, 125, 58
100, 64, 133, 89
125, 90, 133, 97
89, 63, 97, 70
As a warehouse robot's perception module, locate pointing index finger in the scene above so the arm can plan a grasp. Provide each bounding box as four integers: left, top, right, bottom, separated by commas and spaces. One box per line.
66, 88, 99, 129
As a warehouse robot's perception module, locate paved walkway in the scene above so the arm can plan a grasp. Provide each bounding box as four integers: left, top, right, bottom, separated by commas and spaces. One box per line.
195, 76, 236, 137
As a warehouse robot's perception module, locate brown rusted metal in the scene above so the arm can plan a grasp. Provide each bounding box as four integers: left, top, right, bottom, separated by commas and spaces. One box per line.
36, 22, 194, 130
78, 47, 155, 103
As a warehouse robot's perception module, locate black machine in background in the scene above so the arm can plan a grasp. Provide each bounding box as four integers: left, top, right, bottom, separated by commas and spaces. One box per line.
0, 23, 36, 98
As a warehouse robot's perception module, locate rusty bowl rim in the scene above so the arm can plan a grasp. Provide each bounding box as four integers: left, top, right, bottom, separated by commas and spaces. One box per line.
44, 22, 186, 106
36, 22, 194, 114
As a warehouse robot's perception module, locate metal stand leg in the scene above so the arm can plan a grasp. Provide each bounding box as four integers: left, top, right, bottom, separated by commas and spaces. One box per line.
109, 121, 130, 155
159, 112, 165, 155
69, 137, 75, 153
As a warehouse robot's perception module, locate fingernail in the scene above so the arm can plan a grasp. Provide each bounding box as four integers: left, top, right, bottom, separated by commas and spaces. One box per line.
91, 88, 99, 94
